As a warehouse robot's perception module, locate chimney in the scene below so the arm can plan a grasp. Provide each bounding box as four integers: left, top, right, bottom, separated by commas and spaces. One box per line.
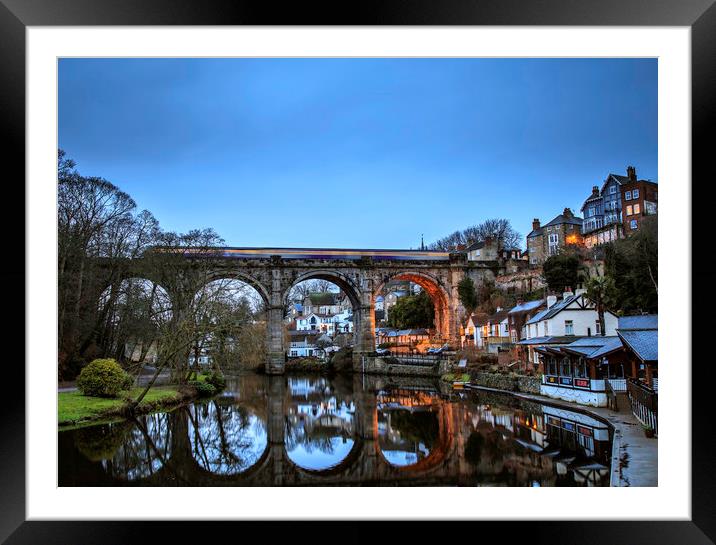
532, 218, 541, 231
547, 295, 557, 308
591, 185, 599, 197
563, 208, 574, 218
627, 165, 637, 181
563, 287, 574, 299
484, 236, 493, 247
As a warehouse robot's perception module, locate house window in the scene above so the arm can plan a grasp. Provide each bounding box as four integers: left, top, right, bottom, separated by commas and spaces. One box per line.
560, 357, 572, 377
574, 358, 588, 378
630, 219, 638, 229
610, 185, 617, 194
565, 320, 574, 335
626, 205, 633, 216
634, 203, 640, 214
633, 188, 639, 199
595, 320, 601, 335
588, 206, 595, 217
543, 321, 549, 336
625, 190, 631, 200
547, 357, 558, 376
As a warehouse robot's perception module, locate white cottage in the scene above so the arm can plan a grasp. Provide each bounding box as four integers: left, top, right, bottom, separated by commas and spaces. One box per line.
519, 289, 618, 369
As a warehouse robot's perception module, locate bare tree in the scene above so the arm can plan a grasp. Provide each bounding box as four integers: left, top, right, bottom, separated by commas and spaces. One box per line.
428, 218, 522, 252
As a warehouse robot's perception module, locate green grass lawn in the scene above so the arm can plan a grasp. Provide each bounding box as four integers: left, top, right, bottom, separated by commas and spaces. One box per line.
58, 386, 183, 426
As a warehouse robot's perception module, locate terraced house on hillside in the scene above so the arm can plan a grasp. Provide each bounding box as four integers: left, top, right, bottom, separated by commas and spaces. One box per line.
581, 166, 658, 248
526, 208, 583, 265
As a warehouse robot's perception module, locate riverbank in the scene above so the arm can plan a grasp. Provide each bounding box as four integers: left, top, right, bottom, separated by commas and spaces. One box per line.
465, 383, 658, 487
58, 385, 194, 429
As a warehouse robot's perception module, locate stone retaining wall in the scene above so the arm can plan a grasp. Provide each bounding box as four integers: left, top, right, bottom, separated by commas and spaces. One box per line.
360, 356, 451, 377
517, 375, 541, 394
470, 372, 541, 394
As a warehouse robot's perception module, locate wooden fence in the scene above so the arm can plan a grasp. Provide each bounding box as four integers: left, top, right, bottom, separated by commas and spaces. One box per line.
627, 378, 658, 435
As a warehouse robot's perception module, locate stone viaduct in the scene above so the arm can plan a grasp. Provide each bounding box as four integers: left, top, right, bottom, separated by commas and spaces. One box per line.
115, 247, 504, 374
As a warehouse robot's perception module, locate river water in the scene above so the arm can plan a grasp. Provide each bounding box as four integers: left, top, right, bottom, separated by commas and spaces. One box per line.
58, 373, 613, 486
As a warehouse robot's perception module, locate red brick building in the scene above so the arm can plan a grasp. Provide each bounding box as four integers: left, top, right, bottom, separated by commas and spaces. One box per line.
620, 172, 658, 235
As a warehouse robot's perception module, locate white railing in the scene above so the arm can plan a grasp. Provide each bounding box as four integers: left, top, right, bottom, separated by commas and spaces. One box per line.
652, 378, 658, 393
606, 378, 627, 392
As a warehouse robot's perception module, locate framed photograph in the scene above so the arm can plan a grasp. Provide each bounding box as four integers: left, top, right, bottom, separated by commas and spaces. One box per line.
3, 0, 713, 542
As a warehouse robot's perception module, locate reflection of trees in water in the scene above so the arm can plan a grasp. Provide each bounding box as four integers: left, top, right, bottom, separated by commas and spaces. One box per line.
387, 410, 439, 448
75, 421, 134, 462
186, 400, 267, 475
378, 408, 440, 466
79, 413, 173, 481
464, 430, 512, 466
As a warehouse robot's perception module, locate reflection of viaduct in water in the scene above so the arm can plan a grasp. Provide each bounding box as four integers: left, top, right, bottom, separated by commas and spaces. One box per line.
63, 374, 609, 487
120, 375, 559, 486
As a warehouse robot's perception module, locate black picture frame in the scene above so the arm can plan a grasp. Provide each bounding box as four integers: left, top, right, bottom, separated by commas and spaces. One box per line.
2, 1, 712, 543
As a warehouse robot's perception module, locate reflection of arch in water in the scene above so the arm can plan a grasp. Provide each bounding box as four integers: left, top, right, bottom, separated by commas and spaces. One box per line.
185, 399, 269, 476
284, 397, 362, 474
377, 391, 453, 472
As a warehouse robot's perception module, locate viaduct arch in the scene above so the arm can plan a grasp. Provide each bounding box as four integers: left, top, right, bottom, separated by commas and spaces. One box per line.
113, 247, 502, 374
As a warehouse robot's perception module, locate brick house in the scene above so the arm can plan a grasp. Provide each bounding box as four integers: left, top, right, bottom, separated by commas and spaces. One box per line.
620, 176, 658, 235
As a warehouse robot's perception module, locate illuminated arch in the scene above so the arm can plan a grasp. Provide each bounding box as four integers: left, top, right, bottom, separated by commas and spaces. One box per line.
374, 271, 452, 340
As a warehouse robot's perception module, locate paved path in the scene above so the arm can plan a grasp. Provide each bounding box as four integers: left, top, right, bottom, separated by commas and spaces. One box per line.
466, 384, 658, 487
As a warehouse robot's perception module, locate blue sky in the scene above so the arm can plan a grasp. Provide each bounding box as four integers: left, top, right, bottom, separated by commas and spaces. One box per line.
59, 58, 657, 249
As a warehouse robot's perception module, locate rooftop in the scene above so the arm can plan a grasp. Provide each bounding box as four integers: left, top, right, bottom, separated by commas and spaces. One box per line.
560, 336, 624, 359
517, 335, 580, 345
508, 300, 544, 314
526, 294, 583, 324
305, 292, 338, 305
618, 329, 658, 362
543, 212, 583, 229
618, 314, 658, 331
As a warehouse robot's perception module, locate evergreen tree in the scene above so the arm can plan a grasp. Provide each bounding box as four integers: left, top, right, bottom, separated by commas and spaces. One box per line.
457, 277, 478, 314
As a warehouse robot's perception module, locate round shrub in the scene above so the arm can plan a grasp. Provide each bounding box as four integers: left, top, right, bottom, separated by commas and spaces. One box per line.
189, 380, 217, 398
205, 372, 226, 390
77, 358, 133, 398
